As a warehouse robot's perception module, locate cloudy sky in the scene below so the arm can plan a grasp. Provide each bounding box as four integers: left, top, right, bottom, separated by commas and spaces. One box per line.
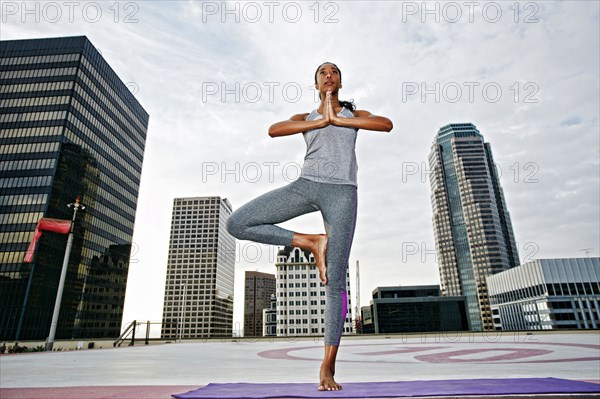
3, 1, 599, 333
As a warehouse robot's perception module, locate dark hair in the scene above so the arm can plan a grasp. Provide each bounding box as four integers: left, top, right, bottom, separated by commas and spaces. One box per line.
314, 62, 355, 111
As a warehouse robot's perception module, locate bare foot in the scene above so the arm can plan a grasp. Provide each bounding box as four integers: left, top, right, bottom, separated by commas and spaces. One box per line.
291, 233, 328, 285
313, 234, 328, 285
318, 364, 341, 391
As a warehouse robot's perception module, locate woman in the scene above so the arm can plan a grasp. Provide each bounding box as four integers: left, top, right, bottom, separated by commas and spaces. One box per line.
226, 62, 393, 391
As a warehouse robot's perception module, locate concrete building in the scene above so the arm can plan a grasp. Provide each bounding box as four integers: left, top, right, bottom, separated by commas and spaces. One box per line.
262, 294, 277, 337
275, 246, 353, 338
428, 123, 519, 331
0, 36, 148, 340
243, 271, 276, 337
361, 285, 468, 334
161, 196, 235, 339
487, 258, 600, 330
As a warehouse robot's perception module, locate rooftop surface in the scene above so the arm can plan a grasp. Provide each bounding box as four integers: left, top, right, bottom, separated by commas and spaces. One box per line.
0, 331, 598, 398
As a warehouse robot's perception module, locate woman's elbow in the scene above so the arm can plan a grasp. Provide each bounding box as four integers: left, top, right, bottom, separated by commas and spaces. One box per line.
384, 120, 393, 132
268, 126, 280, 138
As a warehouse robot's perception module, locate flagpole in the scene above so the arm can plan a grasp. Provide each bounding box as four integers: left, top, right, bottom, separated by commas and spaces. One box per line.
45, 198, 84, 351
15, 263, 35, 341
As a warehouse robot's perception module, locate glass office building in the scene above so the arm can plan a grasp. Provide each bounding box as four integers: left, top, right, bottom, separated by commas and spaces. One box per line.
428, 123, 519, 331
0, 36, 148, 340
361, 285, 468, 334
488, 258, 600, 330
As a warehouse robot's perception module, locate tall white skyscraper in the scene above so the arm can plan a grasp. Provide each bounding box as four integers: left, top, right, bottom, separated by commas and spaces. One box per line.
275, 246, 353, 338
161, 196, 235, 339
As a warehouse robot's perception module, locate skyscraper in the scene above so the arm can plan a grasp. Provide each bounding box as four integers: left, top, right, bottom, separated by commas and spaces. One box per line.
0, 36, 148, 340
161, 196, 235, 339
428, 123, 519, 331
243, 271, 276, 337
275, 246, 353, 338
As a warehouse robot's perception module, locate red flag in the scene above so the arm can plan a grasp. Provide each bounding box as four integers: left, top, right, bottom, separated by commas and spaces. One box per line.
24, 218, 72, 263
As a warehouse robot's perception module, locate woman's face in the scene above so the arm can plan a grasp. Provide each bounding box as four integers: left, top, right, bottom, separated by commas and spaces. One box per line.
315, 63, 342, 94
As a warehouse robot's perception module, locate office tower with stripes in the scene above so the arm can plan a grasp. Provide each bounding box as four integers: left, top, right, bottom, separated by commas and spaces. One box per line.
161, 196, 235, 339
0, 36, 148, 340
428, 123, 519, 331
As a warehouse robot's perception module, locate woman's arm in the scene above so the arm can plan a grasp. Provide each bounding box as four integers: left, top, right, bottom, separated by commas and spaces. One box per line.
268, 113, 329, 138
326, 92, 393, 132
334, 109, 393, 132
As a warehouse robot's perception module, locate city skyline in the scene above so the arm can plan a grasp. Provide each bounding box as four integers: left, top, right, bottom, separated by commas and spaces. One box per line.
1, 1, 597, 332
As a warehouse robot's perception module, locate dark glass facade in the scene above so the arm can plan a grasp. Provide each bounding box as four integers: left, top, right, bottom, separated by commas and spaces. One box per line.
428, 123, 519, 331
362, 286, 468, 334
0, 36, 148, 340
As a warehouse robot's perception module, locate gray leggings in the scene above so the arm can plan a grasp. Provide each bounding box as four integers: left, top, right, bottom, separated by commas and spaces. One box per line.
226, 177, 357, 346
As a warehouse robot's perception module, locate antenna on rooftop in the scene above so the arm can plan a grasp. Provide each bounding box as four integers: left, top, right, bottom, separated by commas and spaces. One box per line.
355, 260, 361, 333
579, 248, 593, 258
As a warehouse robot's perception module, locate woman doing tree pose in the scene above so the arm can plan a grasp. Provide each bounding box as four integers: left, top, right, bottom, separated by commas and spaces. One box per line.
226, 62, 393, 391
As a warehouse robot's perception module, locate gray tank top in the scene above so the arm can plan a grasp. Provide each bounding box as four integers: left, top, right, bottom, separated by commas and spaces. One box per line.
300, 107, 358, 187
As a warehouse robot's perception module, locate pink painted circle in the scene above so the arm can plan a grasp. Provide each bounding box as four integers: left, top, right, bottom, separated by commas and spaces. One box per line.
257, 341, 600, 364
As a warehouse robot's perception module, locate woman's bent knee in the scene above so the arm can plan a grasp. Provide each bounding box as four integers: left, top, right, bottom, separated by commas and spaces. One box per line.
225, 212, 245, 239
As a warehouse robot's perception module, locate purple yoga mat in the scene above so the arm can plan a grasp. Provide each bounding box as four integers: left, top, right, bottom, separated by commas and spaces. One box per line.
172, 377, 600, 399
